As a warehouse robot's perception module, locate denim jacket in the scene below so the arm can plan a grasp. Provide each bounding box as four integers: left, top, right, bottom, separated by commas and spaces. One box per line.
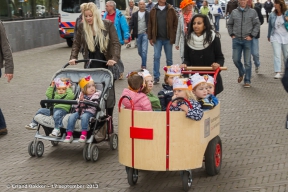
267, 11, 288, 38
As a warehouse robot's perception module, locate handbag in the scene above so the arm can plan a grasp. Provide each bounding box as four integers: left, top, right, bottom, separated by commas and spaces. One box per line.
108, 59, 124, 80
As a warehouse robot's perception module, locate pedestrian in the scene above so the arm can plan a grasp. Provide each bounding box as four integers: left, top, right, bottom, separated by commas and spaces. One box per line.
264, 0, 274, 23
200, 0, 214, 26
247, 0, 264, 74
267, 0, 288, 79
124, 0, 139, 48
227, 0, 260, 88
196, 0, 203, 10
211, 0, 224, 32
146, 0, 155, 12
175, 0, 194, 62
254, 0, 262, 9
103, 1, 130, 79
0, 20, 14, 136
129, 0, 149, 69
69, 2, 121, 123
148, 0, 178, 85
226, 0, 238, 16
182, 14, 225, 95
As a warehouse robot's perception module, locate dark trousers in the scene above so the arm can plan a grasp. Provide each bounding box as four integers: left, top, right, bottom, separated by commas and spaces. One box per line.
266, 11, 271, 23
0, 109, 7, 130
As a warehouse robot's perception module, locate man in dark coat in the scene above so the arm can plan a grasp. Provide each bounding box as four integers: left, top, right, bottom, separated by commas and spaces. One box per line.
264, 0, 273, 23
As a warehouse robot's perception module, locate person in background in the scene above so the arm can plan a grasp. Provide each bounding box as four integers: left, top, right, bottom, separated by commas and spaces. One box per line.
124, 0, 139, 48
146, 0, 155, 12
254, 0, 262, 9
264, 0, 274, 23
226, 0, 238, 16
196, 0, 203, 10
0, 20, 14, 136
211, 0, 224, 32
200, 0, 214, 26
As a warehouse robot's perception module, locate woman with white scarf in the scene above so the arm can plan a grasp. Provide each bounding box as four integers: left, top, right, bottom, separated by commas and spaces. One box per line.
181, 14, 225, 95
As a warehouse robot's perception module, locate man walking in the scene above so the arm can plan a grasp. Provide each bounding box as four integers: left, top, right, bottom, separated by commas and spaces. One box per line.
146, 0, 155, 12
124, 0, 139, 48
264, 0, 273, 23
227, 0, 260, 88
148, 0, 178, 84
129, 0, 149, 69
0, 20, 14, 135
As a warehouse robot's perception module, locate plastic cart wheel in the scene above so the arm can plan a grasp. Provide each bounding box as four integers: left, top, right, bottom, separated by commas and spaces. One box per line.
182, 170, 192, 192
83, 144, 90, 161
51, 141, 59, 146
35, 141, 44, 157
127, 167, 138, 186
90, 144, 99, 162
109, 133, 118, 150
28, 141, 35, 157
205, 136, 222, 176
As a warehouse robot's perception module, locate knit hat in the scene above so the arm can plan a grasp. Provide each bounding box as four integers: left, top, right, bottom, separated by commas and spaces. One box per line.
203, 74, 214, 85
140, 69, 152, 78
173, 77, 192, 90
191, 73, 206, 89
54, 78, 68, 88
163, 64, 182, 76
79, 75, 94, 89
180, 0, 195, 9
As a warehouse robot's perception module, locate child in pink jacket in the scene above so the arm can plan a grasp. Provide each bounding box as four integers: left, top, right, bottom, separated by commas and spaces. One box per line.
120, 71, 152, 111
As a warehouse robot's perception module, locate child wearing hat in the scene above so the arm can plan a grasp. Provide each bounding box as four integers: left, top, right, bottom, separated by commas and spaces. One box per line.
191, 73, 216, 111
120, 71, 152, 111
64, 75, 101, 143
170, 77, 203, 121
25, 78, 75, 136
204, 74, 219, 106
158, 64, 182, 111
141, 69, 161, 111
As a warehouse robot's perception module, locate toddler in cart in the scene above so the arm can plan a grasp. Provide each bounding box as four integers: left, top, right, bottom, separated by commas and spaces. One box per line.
170, 77, 203, 121
120, 71, 152, 111
25, 78, 75, 136
203, 74, 219, 106
64, 75, 101, 143
158, 64, 182, 111
191, 73, 218, 111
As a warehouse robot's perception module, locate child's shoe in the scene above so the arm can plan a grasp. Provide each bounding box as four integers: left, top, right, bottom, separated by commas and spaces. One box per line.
49, 128, 61, 137
63, 135, 73, 143
78, 135, 87, 143
25, 123, 38, 130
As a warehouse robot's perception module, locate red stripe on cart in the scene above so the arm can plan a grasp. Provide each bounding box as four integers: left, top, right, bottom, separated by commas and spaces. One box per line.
130, 127, 153, 140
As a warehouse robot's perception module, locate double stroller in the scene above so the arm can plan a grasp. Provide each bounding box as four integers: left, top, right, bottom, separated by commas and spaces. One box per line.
27, 60, 118, 162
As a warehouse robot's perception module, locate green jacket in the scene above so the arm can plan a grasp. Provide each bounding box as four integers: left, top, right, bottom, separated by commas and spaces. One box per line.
45, 87, 75, 112
147, 92, 161, 111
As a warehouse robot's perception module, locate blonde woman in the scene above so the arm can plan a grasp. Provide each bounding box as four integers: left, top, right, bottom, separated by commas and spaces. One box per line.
69, 2, 121, 119
175, 0, 195, 62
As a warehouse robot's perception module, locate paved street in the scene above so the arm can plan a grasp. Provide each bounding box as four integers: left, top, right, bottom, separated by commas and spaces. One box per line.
0, 20, 288, 192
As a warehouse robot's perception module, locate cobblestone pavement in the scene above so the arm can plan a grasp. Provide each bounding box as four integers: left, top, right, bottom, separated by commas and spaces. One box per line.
0, 20, 288, 192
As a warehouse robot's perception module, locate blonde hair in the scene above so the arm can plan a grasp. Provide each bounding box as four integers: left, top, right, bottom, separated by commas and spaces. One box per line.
81, 3, 109, 52
82, 81, 96, 95
185, 90, 197, 100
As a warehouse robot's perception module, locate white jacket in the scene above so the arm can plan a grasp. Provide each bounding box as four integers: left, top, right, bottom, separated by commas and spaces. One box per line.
211, 4, 224, 16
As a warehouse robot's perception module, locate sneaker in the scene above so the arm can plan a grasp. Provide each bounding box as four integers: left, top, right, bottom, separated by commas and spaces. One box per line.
255, 67, 259, 74
49, 128, 61, 137
153, 78, 159, 85
63, 135, 73, 143
0, 128, 7, 135
141, 66, 146, 70
243, 83, 251, 88
25, 123, 38, 130
274, 73, 282, 79
78, 135, 87, 143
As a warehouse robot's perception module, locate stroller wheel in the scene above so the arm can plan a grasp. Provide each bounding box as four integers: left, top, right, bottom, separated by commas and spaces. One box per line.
51, 141, 59, 146
90, 144, 99, 162
83, 144, 90, 161
28, 141, 35, 157
182, 170, 192, 192
35, 141, 44, 157
109, 133, 118, 150
127, 167, 138, 186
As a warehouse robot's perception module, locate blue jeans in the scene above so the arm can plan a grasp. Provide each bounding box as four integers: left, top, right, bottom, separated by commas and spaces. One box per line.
232, 38, 252, 84
271, 41, 288, 72
251, 38, 260, 68
0, 109, 6, 130
66, 111, 94, 132
32, 108, 67, 128
214, 15, 220, 31
137, 33, 148, 68
153, 39, 173, 80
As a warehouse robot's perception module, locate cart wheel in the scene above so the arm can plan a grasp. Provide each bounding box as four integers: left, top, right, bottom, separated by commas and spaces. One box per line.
127, 167, 138, 186
83, 144, 90, 161
205, 136, 222, 176
182, 170, 192, 192
109, 133, 118, 150
35, 141, 44, 157
28, 141, 35, 157
51, 141, 59, 146
90, 144, 99, 162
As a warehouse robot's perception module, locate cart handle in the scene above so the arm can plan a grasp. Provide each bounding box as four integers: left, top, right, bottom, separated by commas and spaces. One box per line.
184, 66, 227, 71
62, 59, 107, 69
40, 99, 100, 111
118, 95, 134, 113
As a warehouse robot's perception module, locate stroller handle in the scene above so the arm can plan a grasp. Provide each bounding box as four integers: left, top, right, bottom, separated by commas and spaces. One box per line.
40, 99, 101, 111
63, 59, 107, 69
